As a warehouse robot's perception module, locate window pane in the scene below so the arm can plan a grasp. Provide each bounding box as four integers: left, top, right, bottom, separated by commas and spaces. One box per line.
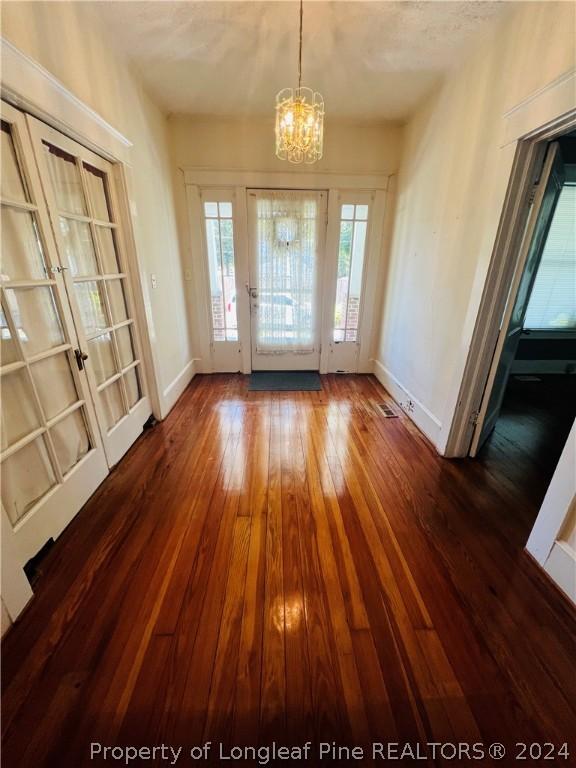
44, 143, 86, 215
1, 121, 27, 202
1, 437, 57, 525
123, 366, 141, 408
0, 306, 19, 365
100, 380, 125, 430
219, 202, 232, 217
107, 279, 128, 324
5, 287, 64, 355
525, 185, 576, 330
204, 202, 218, 218
31, 352, 79, 421
87, 332, 117, 384
75, 281, 108, 336
341, 204, 355, 219
96, 227, 120, 274
1, 208, 48, 281
84, 164, 112, 221
50, 409, 90, 475
1, 369, 41, 450
59, 218, 98, 277
333, 208, 368, 343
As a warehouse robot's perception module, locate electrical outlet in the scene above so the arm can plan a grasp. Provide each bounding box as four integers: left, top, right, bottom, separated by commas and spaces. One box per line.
403, 399, 415, 413
150, 273, 158, 290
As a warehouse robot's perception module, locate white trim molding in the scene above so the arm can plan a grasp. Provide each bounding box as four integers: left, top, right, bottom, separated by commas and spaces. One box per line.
372, 359, 442, 446
183, 167, 390, 191
1, 37, 132, 163
161, 360, 197, 418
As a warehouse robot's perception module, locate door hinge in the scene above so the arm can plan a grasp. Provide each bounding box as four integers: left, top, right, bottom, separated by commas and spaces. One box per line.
470, 409, 480, 427
74, 348, 88, 371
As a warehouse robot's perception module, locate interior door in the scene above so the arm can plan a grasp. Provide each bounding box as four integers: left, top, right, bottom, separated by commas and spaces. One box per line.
27, 117, 151, 467
0, 101, 108, 568
470, 142, 565, 455
248, 189, 326, 371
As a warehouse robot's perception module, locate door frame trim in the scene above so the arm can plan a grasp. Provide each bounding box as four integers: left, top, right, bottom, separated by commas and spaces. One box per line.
442, 109, 576, 458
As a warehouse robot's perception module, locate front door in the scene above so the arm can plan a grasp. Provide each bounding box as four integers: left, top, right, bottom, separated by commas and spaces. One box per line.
247, 189, 327, 370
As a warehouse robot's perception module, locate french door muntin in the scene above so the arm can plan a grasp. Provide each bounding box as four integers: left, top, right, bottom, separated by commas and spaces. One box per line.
247, 189, 327, 371
27, 117, 150, 467
0, 101, 108, 564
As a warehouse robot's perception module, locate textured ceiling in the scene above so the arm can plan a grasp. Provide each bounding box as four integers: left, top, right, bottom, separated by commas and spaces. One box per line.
92, 1, 511, 120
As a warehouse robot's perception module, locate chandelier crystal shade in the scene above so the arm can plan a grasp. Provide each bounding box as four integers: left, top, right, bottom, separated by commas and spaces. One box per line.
275, 1, 324, 164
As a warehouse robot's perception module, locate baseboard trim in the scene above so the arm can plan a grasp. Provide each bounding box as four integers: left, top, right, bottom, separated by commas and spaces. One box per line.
372, 359, 442, 448
161, 360, 196, 418
543, 542, 576, 605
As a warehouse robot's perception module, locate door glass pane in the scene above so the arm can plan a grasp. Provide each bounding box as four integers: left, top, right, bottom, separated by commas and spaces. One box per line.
0, 306, 19, 365
59, 218, 98, 276
75, 281, 108, 336
1, 437, 57, 525
1, 208, 48, 281
124, 366, 141, 408
96, 227, 120, 274
107, 279, 128, 324
43, 143, 86, 215
50, 409, 90, 475
100, 380, 125, 430
254, 194, 319, 352
5, 287, 64, 355
87, 332, 117, 384
1, 121, 27, 202
115, 325, 135, 369
84, 164, 112, 221
1, 369, 41, 449
31, 353, 78, 421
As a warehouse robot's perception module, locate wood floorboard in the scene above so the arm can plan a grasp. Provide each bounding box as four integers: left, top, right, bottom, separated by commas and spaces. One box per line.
2, 373, 575, 767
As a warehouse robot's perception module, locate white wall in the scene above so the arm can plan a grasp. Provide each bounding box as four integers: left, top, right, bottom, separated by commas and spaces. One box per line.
375, 1, 576, 450
1, 2, 194, 417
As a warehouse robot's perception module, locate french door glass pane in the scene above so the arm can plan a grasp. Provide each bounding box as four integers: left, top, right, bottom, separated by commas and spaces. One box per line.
5, 287, 64, 355
59, 218, 98, 276
100, 380, 125, 430
50, 409, 90, 475
0, 306, 19, 364
44, 143, 86, 215
87, 332, 116, 385
203, 201, 238, 342
124, 367, 141, 408
1, 121, 27, 202
116, 324, 135, 368
1, 208, 47, 280
107, 279, 128, 324
31, 353, 78, 421
75, 281, 108, 336
1, 369, 41, 449
1, 437, 57, 525
84, 164, 112, 221
96, 227, 120, 273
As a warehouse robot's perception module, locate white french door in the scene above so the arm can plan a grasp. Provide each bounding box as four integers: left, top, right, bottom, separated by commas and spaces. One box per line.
0, 102, 108, 569
28, 117, 150, 467
247, 189, 327, 371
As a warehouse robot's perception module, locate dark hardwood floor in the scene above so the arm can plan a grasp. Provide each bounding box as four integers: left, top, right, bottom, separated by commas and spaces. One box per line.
2, 374, 575, 767
478, 373, 576, 514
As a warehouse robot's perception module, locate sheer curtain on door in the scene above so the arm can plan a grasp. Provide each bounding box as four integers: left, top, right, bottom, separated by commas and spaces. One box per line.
255, 191, 318, 353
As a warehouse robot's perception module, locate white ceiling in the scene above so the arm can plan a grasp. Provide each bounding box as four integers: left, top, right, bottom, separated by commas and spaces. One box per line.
92, 1, 511, 121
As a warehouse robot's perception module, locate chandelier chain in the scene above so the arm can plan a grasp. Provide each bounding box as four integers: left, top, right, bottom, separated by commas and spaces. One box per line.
298, 0, 303, 90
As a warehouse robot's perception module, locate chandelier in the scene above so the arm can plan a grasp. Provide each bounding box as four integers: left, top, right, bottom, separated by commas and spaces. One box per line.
275, 0, 324, 164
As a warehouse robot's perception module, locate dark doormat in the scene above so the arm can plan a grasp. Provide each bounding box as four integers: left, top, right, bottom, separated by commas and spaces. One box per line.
248, 370, 322, 391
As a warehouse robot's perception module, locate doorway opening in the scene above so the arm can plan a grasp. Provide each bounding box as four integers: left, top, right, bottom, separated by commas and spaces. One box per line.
472, 132, 576, 516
